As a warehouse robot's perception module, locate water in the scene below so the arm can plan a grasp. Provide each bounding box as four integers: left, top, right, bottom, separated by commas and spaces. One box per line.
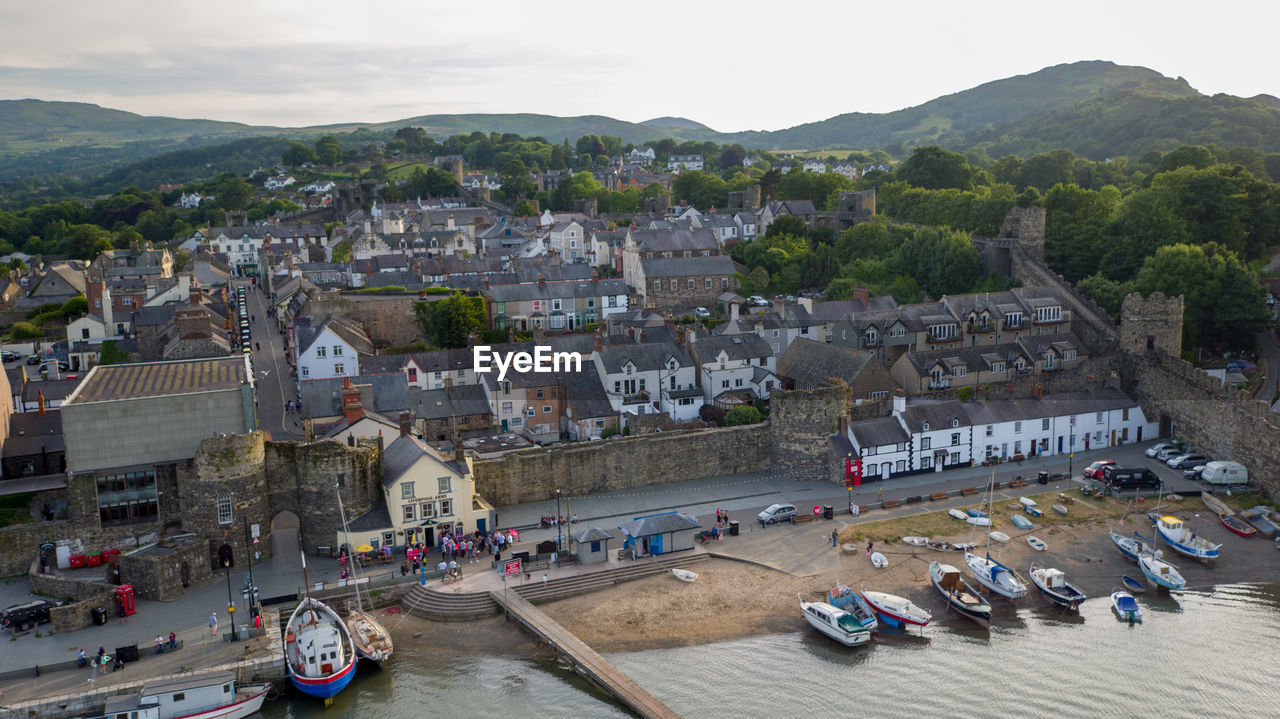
261, 583, 1280, 719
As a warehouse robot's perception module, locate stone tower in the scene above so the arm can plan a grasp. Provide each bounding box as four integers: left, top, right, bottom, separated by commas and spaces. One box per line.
999, 206, 1046, 262
1120, 292, 1184, 358
727, 186, 761, 213
836, 189, 876, 229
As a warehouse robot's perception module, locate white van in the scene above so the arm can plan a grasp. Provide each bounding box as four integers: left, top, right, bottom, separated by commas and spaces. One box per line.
1200, 461, 1247, 485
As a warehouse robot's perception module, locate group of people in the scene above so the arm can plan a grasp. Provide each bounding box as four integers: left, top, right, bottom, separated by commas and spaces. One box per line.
79, 645, 123, 680
539, 514, 578, 527
714, 509, 732, 527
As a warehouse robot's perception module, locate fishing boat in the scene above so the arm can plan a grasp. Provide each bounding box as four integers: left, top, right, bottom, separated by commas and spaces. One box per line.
966, 508, 987, 518
1121, 575, 1146, 594
1111, 590, 1143, 623
1154, 516, 1221, 560
1052, 504, 1069, 516
988, 531, 1010, 544
1220, 513, 1258, 538
827, 584, 879, 631
1239, 507, 1280, 538
1026, 536, 1047, 552
861, 589, 932, 628
284, 594, 357, 699
902, 536, 929, 547
930, 561, 991, 628
1019, 497, 1038, 508
1110, 531, 1164, 562
1025, 506, 1044, 518
927, 540, 952, 551
800, 599, 871, 646
1138, 552, 1186, 591
335, 487, 393, 664
671, 568, 699, 582
89, 673, 270, 719
1011, 515, 1033, 530
967, 516, 992, 527
870, 552, 888, 568
1028, 564, 1086, 610
965, 551, 1028, 601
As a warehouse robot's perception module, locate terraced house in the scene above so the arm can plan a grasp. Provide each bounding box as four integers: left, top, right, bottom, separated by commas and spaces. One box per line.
484, 276, 629, 331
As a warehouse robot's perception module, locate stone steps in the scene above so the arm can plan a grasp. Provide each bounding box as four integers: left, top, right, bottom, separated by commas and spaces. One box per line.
514, 553, 709, 604
401, 588, 500, 622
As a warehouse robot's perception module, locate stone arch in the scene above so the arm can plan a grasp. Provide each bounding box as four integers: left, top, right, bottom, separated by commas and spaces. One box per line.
270, 511, 302, 572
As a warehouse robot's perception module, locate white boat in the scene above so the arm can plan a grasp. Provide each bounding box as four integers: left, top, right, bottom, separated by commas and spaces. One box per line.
671, 568, 699, 582
1026, 536, 1047, 552
336, 487, 393, 664
870, 552, 888, 568
967, 516, 992, 527
1154, 516, 1221, 561
1111, 530, 1164, 562
1019, 497, 1038, 507
860, 589, 932, 628
902, 536, 929, 546
949, 509, 968, 520
951, 542, 978, 551
965, 551, 1028, 601
1052, 504, 1069, 516
92, 673, 269, 719
827, 584, 879, 631
1138, 552, 1186, 591
1111, 590, 1143, 623
989, 531, 1010, 543
800, 600, 871, 646
284, 594, 357, 699
1028, 564, 1086, 610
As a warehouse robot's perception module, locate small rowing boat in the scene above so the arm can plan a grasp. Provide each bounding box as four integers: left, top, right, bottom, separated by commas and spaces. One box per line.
951, 542, 977, 551
1025, 506, 1043, 518
1019, 497, 1038, 508
1122, 575, 1146, 594
1011, 515, 1033, 530
949, 509, 968, 520
1052, 504, 1069, 516
902, 536, 929, 547
966, 508, 987, 518
927, 540, 952, 551
870, 552, 888, 569
967, 516, 992, 527
988, 531, 1010, 544
1026, 536, 1046, 551
671, 568, 699, 582
1220, 513, 1257, 538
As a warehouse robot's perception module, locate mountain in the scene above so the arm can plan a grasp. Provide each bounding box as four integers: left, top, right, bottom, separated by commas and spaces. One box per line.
0, 99, 279, 152
640, 116, 714, 131
301, 113, 709, 146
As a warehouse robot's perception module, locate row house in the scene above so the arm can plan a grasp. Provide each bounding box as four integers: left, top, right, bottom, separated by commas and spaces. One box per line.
894, 332, 1088, 394
592, 341, 701, 422
264, 175, 295, 190
561, 363, 617, 440
548, 220, 587, 263
757, 200, 818, 234
197, 227, 267, 276
90, 243, 174, 281
840, 388, 1154, 481
633, 255, 738, 313
292, 316, 374, 385
802, 160, 827, 174
358, 347, 478, 391
412, 383, 493, 442
734, 211, 758, 240
481, 365, 566, 443
485, 276, 629, 331
666, 154, 704, 171
685, 331, 777, 409
694, 214, 740, 244
587, 229, 629, 271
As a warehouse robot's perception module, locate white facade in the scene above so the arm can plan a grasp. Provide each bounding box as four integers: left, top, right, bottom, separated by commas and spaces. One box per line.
206, 231, 265, 271
698, 348, 777, 402
856, 441, 912, 481
297, 326, 359, 382
549, 221, 585, 263
802, 160, 828, 174
666, 155, 704, 172
264, 176, 296, 190
593, 353, 698, 420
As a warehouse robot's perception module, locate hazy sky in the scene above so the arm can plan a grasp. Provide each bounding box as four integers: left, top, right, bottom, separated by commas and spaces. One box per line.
1, 0, 1275, 132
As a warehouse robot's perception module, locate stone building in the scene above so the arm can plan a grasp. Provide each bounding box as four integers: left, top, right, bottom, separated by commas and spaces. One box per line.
633, 255, 740, 312
1120, 292, 1183, 358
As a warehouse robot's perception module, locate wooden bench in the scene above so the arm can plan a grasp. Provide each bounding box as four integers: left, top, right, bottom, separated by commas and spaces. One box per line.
961, 487, 980, 496
930, 492, 949, 502
1009, 479, 1027, 488
794, 513, 814, 524
881, 500, 901, 509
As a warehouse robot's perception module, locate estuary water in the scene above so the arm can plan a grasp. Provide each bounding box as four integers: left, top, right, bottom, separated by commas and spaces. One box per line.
260, 582, 1280, 719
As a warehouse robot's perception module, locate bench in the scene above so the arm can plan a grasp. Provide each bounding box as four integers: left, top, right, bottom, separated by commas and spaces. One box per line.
794, 513, 814, 524
1009, 479, 1027, 488
930, 492, 949, 502
961, 487, 980, 496
881, 500, 901, 509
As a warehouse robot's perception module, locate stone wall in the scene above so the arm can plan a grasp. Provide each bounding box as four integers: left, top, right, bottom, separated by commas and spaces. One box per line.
1120, 292, 1183, 358
769, 384, 851, 478
181, 432, 273, 566
0, 521, 155, 578
1125, 353, 1278, 500
29, 562, 118, 634
1010, 245, 1119, 353
306, 293, 423, 347
471, 424, 770, 506
118, 535, 213, 601
262, 437, 382, 555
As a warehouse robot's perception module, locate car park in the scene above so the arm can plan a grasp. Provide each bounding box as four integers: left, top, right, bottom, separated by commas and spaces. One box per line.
1144, 442, 1175, 458
1, 351, 19, 362
1166, 453, 1207, 469
25, 355, 40, 365
1155, 445, 1185, 461
757, 503, 797, 525
1082, 460, 1115, 479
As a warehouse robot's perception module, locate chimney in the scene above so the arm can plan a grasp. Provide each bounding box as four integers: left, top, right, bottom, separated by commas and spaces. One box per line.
730, 301, 739, 324
399, 411, 412, 438
37, 390, 46, 415
341, 377, 364, 424
686, 326, 697, 344
189, 277, 202, 306
482, 275, 490, 290
454, 442, 466, 463
466, 331, 478, 348
892, 389, 906, 414
538, 273, 546, 287
854, 284, 871, 304
593, 328, 603, 352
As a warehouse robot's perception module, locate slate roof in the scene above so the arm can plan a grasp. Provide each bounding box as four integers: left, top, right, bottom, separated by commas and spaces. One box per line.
595, 342, 692, 374
134, 305, 176, 327
347, 497, 392, 532
3, 408, 64, 457
619, 511, 700, 537
571, 527, 613, 543
630, 228, 718, 254
850, 417, 909, 449
903, 343, 1032, 376
561, 362, 614, 419
513, 263, 594, 283
692, 333, 773, 363
300, 373, 410, 419
486, 279, 627, 303
897, 399, 971, 433
297, 317, 373, 357
381, 434, 468, 490
640, 255, 737, 278
776, 338, 875, 390
411, 384, 492, 421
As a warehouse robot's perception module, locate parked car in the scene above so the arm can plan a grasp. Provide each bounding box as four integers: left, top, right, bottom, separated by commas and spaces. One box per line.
1144, 442, 1175, 458
25, 355, 41, 365
1155, 445, 1186, 461
1082, 460, 1116, 479
1182, 465, 1206, 481
747, 295, 768, 307
1, 351, 19, 362
1166, 453, 1207, 469
1102, 466, 1163, 492
694, 307, 711, 319
1, 599, 67, 633
757, 503, 797, 525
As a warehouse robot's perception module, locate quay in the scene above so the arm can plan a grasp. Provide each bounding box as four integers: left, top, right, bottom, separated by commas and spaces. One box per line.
491, 589, 682, 719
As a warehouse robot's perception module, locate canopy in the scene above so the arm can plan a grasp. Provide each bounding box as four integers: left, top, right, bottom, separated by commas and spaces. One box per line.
355, 544, 374, 553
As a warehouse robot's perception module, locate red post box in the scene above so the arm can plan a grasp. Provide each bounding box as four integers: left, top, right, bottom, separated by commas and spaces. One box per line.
68, 554, 85, 569
115, 584, 135, 617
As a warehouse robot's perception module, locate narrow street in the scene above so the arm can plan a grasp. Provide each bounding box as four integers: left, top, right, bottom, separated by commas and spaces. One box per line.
234, 279, 301, 440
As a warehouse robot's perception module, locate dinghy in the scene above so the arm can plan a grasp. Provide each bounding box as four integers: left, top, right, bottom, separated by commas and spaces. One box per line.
949, 509, 968, 521
1026, 536, 1047, 551
902, 536, 929, 547
870, 552, 888, 569
1025, 506, 1044, 518
951, 542, 977, 551
861, 589, 932, 628
1121, 575, 1146, 594
988, 531, 1010, 543
930, 561, 991, 628
1052, 504, 1069, 516
966, 508, 987, 518
827, 584, 879, 631
1029, 563, 1086, 610
1220, 513, 1257, 538
1111, 590, 1143, 623
927, 540, 952, 552
1011, 515, 1033, 530
1019, 497, 1038, 508
967, 516, 992, 527
671, 568, 699, 582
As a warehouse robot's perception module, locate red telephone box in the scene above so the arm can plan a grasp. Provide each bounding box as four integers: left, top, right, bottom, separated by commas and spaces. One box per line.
116, 585, 136, 617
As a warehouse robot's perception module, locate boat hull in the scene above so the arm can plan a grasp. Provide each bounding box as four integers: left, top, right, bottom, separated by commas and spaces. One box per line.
964, 552, 1027, 601
1121, 576, 1146, 593
930, 562, 991, 629
1220, 514, 1257, 538
1138, 555, 1186, 591
173, 684, 271, 719
285, 598, 358, 699
289, 659, 355, 698
801, 602, 870, 646
861, 591, 931, 627
348, 610, 394, 664
1029, 569, 1086, 610
1156, 523, 1220, 560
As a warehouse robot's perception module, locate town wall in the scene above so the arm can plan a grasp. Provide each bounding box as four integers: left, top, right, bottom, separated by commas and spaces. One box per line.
262, 438, 383, 555
29, 562, 117, 634
181, 432, 273, 567
471, 424, 770, 506
1010, 245, 1119, 353
306, 293, 423, 347
769, 384, 851, 478
0, 522, 155, 578
1119, 292, 1183, 358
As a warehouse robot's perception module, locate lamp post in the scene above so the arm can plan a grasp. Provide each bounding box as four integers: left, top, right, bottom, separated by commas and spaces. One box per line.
555, 488, 563, 551
223, 559, 237, 641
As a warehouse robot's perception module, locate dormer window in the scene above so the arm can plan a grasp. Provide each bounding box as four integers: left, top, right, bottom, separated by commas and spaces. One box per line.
865, 328, 879, 345
1035, 305, 1061, 323
922, 421, 930, 431
951, 418, 960, 427
1005, 312, 1024, 329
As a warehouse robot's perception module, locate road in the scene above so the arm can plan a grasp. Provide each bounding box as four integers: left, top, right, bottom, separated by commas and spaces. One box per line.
234, 279, 301, 440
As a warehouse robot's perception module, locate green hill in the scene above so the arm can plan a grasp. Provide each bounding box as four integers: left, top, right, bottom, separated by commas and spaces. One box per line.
0, 99, 278, 153
640, 116, 714, 131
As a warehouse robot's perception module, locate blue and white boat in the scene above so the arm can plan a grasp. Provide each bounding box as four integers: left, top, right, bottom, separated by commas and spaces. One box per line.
1155, 515, 1221, 561
827, 584, 879, 631
966, 508, 987, 518
284, 596, 356, 699
1011, 514, 1033, 530
1025, 506, 1043, 518
1110, 530, 1163, 562
1138, 552, 1186, 591
965, 552, 1028, 601
1111, 590, 1143, 623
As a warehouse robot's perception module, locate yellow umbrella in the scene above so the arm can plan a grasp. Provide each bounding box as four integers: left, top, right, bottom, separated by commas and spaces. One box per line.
355, 544, 374, 553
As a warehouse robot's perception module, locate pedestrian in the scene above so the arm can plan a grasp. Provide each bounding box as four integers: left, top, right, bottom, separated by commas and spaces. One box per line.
877, 485, 883, 503
866, 540, 873, 557
831, 529, 839, 547
78, 648, 88, 668
168, 632, 177, 650
156, 634, 164, 654
542, 573, 548, 588
209, 611, 218, 637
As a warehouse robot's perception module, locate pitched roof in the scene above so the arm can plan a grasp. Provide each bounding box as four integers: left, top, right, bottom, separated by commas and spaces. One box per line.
300, 373, 411, 419
849, 417, 909, 449
347, 497, 392, 532
486, 278, 627, 303
640, 255, 737, 278
595, 342, 691, 374
561, 361, 614, 419
776, 338, 875, 389
3, 408, 64, 457
381, 434, 467, 489
630, 228, 718, 254
571, 527, 613, 543
619, 511, 700, 537
692, 333, 772, 363
411, 384, 492, 421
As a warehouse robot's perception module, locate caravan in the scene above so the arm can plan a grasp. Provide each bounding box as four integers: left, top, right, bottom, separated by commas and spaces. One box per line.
1200, 460, 1247, 486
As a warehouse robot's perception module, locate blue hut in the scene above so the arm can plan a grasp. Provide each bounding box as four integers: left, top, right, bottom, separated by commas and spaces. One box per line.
619, 512, 700, 558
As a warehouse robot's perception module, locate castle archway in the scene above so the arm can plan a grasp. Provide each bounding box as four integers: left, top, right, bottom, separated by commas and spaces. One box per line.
270, 511, 302, 574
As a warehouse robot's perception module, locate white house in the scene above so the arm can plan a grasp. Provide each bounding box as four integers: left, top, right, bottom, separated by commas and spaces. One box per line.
592, 342, 701, 422
832, 162, 859, 180
264, 176, 296, 190
628, 147, 656, 165
734, 212, 758, 240
847, 417, 912, 482
548, 220, 586, 263
802, 160, 828, 174
178, 193, 209, 208
688, 332, 777, 408
293, 317, 373, 385
303, 180, 336, 194
666, 155, 704, 172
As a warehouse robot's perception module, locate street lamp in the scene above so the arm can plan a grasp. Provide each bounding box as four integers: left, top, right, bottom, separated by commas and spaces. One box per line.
555, 488, 563, 551
223, 559, 237, 641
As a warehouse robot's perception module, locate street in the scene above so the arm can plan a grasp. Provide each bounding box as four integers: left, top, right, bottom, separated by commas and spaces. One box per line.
234, 279, 300, 440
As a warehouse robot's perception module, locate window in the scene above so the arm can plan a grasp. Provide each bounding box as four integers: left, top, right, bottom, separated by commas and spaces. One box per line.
704, 278, 712, 289
1096, 412, 1104, 424
173, 694, 186, 702
1014, 421, 1022, 433
1035, 305, 1062, 322
501, 401, 513, 414
896, 442, 906, 452
300, 367, 309, 378
608, 295, 617, 307
334, 363, 344, 374
921, 456, 932, 469
921, 421, 930, 431
401, 482, 414, 499
985, 425, 993, 436
1122, 408, 1130, 421
722, 380, 729, 388
954, 366, 967, 378
686, 279, 695, 290
951, 432, 960, 446
403, 504, 415, 522
82, 328, 90, 339
552, 299, 562, 311
653, 280, 661, 291
543, 405, 552, 413
536, 389, 544, 399
316, 346, 326, 357
1014, 441, 1022, 454
734, 378, 744, 387
921, 437, 931, 450
216, 490, 233, 525
438, 476, 451, 493
950, 452, 961, 464
721, 278, 729, 289
865, 446, 878, 456
526, 407, 536, 417
421, 502, 435, 518
440, 499, 453, 516
866, 463, 878, 476
895, 460, 905, 472
333, 345, 343, 356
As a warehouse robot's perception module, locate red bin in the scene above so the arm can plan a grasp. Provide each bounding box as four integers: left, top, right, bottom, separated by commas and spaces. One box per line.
101, 549, 119, 564
116, 585, 135, 617
86, 554, 101, 567
68, 554, 85, 569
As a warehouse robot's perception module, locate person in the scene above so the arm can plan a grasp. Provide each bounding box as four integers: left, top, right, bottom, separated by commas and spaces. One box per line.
156, 634, 164, 654
437, 560, 447, 582
113, 655, 125, 672
255, 342, 260, 352
832, 529, 839, 547
877, 485, 883, 503
168, 632, 177, 650
209, 612, 218, 637
542, 573, 548, 588
78, 648, 88, 668
571, 514, 578, 523
866, 540, 874, 557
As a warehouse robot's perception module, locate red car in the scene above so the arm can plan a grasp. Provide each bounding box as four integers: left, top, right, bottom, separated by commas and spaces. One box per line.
1082, 460, 1115, 479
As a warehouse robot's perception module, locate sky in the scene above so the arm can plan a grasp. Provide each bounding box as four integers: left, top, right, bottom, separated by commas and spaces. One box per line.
1, 0, 1276, 132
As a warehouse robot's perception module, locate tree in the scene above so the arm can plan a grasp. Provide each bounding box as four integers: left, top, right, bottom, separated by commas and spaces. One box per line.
896, 146, 977, 190
513, 200, 536, 217
1076, 273, 1133, 318
173, 250, 192, 273
214, 174, 253, 211
61, 295, 88, 317
408, 167, 456, 198
9, 322, 41, 340
330, 242, 352, 264
282, 141, 316, 167
719, 147, 745, 169
724, 406, 764, 426
1041, 184, 1117, 282
764, 214, 806, 239
1134, 243, 1271, 351
416, 292, 487, 349
498, 160, 535, 201
315, 135, 344, 165
98, 340, 129, 366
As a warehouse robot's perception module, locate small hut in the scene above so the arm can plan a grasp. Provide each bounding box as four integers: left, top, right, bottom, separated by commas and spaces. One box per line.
570, 527, 613, 564
618, 511, 700, 557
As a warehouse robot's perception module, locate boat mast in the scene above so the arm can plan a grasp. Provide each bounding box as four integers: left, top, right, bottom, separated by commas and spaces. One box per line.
335, 484, 368, 613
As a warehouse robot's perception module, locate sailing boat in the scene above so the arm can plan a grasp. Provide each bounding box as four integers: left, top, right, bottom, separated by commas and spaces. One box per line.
1136, 486, 1186, 591
336, 486, 394, 663
965, 468, 1028, 602
283, 554, 357, 699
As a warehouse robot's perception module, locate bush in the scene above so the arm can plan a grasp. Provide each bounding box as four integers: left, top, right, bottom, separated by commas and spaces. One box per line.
957, 386, 972, 402
25, 303, 62, 320
601, 422, 621, 438
725, 406, 764, 426
10, 322, 42, 340
699, 405, 727, 426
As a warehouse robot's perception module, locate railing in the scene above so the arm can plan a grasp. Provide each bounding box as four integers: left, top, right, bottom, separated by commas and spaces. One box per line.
928, 379, 951, 389
622, 391, 649, 403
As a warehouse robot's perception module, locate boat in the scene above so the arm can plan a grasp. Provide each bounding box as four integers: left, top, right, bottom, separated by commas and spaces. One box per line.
1019, 497, 1038, 508
335, 487, 394, 663
1006, 503, 1023, 511
1138, 552, 1186, 591
1011, 515, 1033, 530
965, 551, 1028, 601
1239, 507, 1280, 538
89, 673, 270, 719
1220, 513, 1258, 538
966, 508, 987, 518
930, 561, 992, 628
1025, 506, 1044, 518
1122, 575, 1146, 594
902, 536, 929, 546
951, 542, 977, 551
800, 599, 871, 646
870, 552, 888, 568
671, 568, 699, 582
861, 589, 932, 628
1111, 590, 1144, 623
949, 509, 968, 521
827, 584, 879, 631
927, 540, 952, 551
967, 516, 992, 527
1052, 504, 1069, 516
1026, 536, 1047, 552
1155, 515, 1221, 560
283, 594, 357, 699
988, 531, 1010, 544
1110, 531, 1164, 562
1028, 564, 1087, 610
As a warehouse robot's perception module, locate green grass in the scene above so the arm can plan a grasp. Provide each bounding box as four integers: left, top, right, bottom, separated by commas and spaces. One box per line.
0, 491, 36, 527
